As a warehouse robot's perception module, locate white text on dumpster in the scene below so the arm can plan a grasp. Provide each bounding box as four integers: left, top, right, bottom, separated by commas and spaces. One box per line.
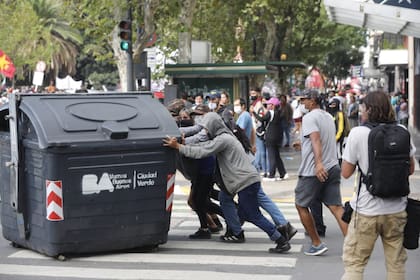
82, 171, 158, 195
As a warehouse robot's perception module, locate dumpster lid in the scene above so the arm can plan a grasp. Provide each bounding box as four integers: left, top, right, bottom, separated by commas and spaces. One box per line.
10, 93, 180, 148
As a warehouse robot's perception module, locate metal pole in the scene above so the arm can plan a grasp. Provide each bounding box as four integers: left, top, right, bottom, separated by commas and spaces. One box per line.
126, 5, 134, 91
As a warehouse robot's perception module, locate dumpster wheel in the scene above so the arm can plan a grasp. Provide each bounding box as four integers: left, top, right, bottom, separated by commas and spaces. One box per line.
11, 242, 20, 248
56, 254, 67, 261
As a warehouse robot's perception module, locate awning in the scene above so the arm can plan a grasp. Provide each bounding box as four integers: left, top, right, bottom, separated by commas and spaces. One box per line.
164, 62, 306, 77
324, 0, 420, 38
378, 49, 408, 66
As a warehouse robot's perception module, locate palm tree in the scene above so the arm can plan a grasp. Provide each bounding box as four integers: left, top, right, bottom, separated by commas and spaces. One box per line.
29, 0, 83, 76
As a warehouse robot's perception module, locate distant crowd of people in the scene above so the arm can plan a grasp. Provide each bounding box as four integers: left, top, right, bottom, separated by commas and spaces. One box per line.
163, 86, 416, 279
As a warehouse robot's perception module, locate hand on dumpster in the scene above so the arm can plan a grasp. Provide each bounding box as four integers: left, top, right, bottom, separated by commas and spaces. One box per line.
163, 136, 180, 150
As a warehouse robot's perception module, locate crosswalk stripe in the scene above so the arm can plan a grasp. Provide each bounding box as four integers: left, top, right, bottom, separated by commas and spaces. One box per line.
9, 249, 297, 268
163, 240, 303, 253
170, 211, 301, 222
0, 264, 291, 280
172, 201, 297, 209
3, 198, 301, 280
169, 229, 305, 240
172, 208, 300, 217
176, 220, 304, 230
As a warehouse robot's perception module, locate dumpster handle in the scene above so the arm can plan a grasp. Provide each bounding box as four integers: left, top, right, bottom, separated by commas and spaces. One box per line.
8, 93, 27, 239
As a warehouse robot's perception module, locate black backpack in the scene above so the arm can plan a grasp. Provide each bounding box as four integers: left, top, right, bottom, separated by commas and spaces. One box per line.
219, 107, 253, 154
232, 124, 252, 154
361, 122, 411, 198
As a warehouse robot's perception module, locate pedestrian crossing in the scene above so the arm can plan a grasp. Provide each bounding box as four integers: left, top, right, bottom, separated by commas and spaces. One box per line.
0, 198, 305, 280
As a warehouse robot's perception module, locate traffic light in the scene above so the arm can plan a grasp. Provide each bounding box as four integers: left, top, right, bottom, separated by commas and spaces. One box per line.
118, 20, 132, 52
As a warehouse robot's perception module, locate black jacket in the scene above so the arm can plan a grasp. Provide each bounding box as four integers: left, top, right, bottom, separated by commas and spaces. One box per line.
253, 108, 284, 146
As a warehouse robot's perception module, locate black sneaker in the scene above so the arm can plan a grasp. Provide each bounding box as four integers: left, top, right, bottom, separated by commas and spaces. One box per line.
209, 226, 222, 234
269, 236, 291, 253
189, 229, 211, 239
220, 230, 245, 243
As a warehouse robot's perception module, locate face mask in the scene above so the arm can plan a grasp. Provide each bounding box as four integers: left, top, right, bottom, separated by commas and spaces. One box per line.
300, 106, 309, 114
234, 105, 242, 115
179, 119, 194, 127
249, 96, 257, 102
208, 102, 217, 110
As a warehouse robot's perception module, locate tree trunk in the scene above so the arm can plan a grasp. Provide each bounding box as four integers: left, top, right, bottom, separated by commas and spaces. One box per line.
263, 20, 277, 61
133, 0, 160, 61
111, 26, 129, 91
178, 0, 196, 64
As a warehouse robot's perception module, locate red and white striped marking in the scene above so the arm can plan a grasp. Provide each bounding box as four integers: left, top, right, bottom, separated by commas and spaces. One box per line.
46, 180, 64, 221
166, 174, 175, 212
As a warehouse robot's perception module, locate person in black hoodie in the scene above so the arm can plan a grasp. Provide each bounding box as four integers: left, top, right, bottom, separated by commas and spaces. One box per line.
252, 97, 288, 181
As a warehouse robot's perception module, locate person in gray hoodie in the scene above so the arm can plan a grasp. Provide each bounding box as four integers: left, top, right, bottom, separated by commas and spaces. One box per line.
163, 112, 290, 253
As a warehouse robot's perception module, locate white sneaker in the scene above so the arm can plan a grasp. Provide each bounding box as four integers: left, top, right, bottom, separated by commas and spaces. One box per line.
263, 177, 276, 182
280, 173, 289, 180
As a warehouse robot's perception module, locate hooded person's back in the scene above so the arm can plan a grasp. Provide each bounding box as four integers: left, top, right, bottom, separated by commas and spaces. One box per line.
179, 112, 260, 194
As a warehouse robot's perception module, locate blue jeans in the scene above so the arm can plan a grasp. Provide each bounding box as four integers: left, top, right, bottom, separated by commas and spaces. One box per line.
258, 188, 287, 226
254, 137, 268, 173
237, 182, 280, 241
220, 185, 285, 239
282, 122, 292, 146
219, 190, 242, 235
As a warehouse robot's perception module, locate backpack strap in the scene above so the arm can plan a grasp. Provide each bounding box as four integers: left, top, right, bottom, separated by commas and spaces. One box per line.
353, 164, 364, 228
359, 122, 379, 186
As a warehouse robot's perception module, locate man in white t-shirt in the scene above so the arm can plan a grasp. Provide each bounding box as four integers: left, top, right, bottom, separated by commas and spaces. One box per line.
341, 91, 415, 280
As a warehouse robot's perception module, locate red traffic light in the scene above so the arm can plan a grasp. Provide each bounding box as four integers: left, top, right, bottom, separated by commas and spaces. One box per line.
118, 20, 132, 51
119, 20, 131, 30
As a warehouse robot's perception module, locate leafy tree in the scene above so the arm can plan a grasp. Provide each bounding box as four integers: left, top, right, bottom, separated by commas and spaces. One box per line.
1, 0, 365, 91
320, 26, 366, 83
0, 1, 53, 80
236, 0, 365, 90
0, 0, 82, 82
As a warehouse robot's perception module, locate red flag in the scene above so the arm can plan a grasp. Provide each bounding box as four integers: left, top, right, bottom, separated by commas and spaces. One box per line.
0, 50, 16, 79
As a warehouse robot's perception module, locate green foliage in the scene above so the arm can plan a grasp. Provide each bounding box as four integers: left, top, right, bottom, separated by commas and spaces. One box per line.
0, 0, 55, 78
76, 53, 118, 89
319, 22, 366, 80
0, 0, 366, 86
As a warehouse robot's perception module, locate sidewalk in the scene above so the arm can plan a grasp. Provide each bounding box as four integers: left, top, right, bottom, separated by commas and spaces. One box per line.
174, 147, 420, 202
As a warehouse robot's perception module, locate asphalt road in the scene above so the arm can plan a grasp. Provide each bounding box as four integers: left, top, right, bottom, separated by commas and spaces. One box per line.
0, 147, 418, 279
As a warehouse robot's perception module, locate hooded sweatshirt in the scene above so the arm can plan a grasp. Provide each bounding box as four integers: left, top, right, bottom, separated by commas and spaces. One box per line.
178, 112, 260, 195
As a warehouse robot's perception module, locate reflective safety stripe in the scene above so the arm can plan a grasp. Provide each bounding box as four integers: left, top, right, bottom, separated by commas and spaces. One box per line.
166, 174, 175, 212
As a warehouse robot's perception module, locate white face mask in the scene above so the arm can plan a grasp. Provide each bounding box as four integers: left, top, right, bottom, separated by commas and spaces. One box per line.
208, 102, 217, 110
234, 105, 242, 115
300, 105, 309, 114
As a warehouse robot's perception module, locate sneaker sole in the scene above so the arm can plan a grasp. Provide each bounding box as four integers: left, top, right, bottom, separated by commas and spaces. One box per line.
220, 239, 245, 243
304, 246, 328, 256
268, 244, 291, 253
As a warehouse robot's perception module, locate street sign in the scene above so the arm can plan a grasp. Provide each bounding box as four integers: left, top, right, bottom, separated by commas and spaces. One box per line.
36, 61, 46, 72
32, 71, 44, 86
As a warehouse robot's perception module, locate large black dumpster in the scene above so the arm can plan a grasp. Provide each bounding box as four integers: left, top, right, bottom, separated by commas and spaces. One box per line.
0, 93, 180, 257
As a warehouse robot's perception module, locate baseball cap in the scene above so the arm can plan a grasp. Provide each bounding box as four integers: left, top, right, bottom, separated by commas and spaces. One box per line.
301, 89, 322, 104
208, 90, 221, 99
266, 97, 280, 106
